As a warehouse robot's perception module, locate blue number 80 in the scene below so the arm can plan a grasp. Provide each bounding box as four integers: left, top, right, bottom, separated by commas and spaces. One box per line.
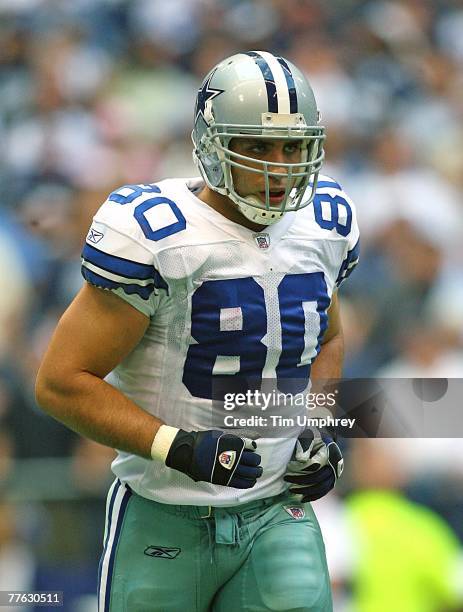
183, 272, 330, 399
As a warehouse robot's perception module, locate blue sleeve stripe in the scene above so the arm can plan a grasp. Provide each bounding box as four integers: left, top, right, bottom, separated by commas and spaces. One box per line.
82, 243, 155, 280
81, 267, 155, 300
336, 238, 360, 286
82, 260, 155, 287
347, 238, 360, 260
82, 243, 168, 291
82, 258, 168, 292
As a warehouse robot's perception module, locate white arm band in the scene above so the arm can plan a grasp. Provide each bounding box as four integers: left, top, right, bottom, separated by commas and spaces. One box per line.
150, 425, 179, 462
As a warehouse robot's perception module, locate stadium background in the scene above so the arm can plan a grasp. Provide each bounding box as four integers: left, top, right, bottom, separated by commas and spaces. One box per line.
1, 0, 462, 610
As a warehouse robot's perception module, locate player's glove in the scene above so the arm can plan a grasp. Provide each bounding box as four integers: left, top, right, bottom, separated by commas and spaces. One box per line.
151, 425, 262, 489
284, 428, 343, 502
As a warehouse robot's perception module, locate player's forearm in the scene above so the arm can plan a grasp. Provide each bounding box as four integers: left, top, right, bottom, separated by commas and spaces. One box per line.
35, 368, 264, 489
35, 369, 162, 459
310, 331, 344, 381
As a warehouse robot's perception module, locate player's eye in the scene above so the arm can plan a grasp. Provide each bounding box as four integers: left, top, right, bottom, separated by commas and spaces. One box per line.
283, 142, 302, 155
247, 142, 268, 155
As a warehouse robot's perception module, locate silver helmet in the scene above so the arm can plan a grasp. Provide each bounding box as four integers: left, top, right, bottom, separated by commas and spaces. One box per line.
192, 51, 325, 224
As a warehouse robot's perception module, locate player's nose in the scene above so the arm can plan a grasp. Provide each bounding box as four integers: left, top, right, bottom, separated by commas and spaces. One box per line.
267, 147, 290, 180
268, 146, 288, 166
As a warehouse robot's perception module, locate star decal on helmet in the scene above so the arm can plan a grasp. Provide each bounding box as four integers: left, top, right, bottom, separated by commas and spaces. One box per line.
195, 69, 224, 124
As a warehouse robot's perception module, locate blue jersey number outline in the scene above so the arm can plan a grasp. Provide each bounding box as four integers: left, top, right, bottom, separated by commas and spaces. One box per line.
313, 193, 352, 237
109, 184, 186, 241
183, 272, 330, 399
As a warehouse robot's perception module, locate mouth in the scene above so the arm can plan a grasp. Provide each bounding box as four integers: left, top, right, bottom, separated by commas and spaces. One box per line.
258, 190, 286, 205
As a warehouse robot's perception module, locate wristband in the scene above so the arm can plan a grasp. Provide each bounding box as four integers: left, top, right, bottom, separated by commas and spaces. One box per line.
150, 425, 179, 462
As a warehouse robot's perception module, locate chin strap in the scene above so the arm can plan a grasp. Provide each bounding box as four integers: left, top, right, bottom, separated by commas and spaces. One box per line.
235, 195, 285, 225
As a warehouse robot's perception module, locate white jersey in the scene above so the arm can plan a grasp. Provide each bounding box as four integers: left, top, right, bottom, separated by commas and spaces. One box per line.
81, 176, 360, 506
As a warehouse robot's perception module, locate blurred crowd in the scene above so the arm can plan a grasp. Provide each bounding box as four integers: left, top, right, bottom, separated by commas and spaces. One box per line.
1, 0, 463, 610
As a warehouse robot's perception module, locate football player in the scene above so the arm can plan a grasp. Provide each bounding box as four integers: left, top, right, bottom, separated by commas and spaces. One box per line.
36, 51, 359, 611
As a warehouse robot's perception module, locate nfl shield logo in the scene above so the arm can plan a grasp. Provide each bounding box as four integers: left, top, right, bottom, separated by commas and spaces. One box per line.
284, 506, 305, 520
218, 450, 236, 470
253, 233, 270, 249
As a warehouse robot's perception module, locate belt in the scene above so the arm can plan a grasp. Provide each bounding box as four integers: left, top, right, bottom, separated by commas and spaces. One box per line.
152, 491, 287, 521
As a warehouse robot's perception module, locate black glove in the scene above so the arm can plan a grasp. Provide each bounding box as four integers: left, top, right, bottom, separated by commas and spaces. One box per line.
152, 425, 262, 489
284, 428, 343, 502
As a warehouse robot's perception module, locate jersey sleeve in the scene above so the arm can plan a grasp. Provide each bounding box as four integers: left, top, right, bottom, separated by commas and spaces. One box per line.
81, 213, 167, 318
334, 189, 360, 289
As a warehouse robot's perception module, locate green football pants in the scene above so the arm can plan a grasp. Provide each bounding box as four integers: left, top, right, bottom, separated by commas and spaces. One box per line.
98, 480, 332, 612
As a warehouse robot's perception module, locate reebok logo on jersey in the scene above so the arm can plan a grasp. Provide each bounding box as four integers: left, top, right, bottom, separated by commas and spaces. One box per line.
253, 233, 270, 249
144, 546, 181, 559
87, 228, 104, 244
284, 506, 305, 520
218, 450, 236, 470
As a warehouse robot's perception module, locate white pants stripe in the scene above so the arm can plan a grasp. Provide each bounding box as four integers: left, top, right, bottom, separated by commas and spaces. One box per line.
98, 480, 132, 612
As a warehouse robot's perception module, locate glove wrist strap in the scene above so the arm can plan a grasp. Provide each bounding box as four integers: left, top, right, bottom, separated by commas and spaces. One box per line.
151, 425, 179, 462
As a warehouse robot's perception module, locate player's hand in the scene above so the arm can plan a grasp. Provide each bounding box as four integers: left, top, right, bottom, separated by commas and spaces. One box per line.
151, 426, 262, 488
283, 428, 343, 502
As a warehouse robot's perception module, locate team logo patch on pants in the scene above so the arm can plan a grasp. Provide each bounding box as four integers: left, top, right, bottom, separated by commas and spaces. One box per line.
284, 506, 305, 519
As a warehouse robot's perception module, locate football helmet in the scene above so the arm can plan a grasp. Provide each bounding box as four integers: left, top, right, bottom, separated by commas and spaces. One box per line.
192, 50, 325, 224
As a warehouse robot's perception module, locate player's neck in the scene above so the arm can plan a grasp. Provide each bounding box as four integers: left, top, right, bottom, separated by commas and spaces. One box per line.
196, 186, 267, 232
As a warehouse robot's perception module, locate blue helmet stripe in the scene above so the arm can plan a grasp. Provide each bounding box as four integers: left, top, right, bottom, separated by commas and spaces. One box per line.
277, 57, 298, 113
245, 51, 278, 113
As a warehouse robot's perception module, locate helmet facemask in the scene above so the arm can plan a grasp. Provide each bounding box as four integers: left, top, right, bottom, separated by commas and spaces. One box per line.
191, 51, 326, 224
195, 121, 325, 224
